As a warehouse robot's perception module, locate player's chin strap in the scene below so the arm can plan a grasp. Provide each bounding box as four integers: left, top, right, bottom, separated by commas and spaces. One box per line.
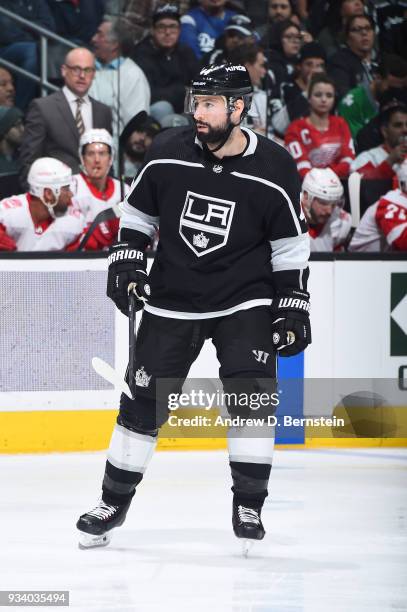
41, 186, 61, 220
44, 202, 57, 220
208, 96, 245, 153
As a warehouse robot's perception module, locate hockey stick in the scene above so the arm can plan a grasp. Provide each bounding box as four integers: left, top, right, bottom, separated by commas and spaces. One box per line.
76, 204, 121, 251
348, 171, 362, 228
91, 356, 132, 399
92, 285, 140, 398
128, 286, 137, 398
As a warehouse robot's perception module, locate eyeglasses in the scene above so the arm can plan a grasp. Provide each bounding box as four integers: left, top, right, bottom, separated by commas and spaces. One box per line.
154, 23, 179, 32
349, 26, 373, 34
65, 65, 96, 76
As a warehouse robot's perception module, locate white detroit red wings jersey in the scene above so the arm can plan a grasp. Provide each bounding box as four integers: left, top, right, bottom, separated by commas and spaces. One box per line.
350, 144, 400, 180
349, 189, 407, 252
285, 116, 355, 178
71, 173, 126, 223
68, 173, 129, 251
0, 193, 85, 251
308, 208, 352, 252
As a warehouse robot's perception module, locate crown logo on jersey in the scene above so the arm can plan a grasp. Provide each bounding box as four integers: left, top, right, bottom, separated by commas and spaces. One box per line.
193, 232, 210, 249
135, 366, 152, 388
213, 164, 223, 174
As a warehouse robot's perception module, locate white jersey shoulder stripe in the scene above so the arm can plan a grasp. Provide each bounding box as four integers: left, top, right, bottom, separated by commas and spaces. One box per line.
269, 232, 310, 271
126, 158, 205, 204
381, 189, 407, 209
231, 170, 302, 235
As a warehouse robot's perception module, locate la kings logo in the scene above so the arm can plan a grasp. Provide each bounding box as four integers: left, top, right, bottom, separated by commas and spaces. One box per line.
179, 190, 235, 257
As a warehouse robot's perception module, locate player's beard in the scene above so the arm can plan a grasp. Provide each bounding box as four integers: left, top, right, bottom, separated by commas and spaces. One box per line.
125, 141, 146, 163
194, 118, 231, 145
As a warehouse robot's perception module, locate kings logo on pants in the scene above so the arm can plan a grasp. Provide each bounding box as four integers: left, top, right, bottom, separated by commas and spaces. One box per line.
179, 191, 235, 257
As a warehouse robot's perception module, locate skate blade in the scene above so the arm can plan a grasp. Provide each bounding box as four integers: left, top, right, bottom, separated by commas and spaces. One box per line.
78, 531, 112, 549
241, 539, 255, 557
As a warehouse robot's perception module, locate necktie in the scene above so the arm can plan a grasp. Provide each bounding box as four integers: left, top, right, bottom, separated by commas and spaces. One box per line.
75, 98, 85, 136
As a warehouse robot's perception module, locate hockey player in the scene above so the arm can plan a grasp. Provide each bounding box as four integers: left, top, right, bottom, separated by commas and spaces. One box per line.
76, 63, 311, 551
350, 105, 407, 180
69, 129, 127, 251
285, 73, 355, 179
349, 160, 407, 251
301, 168, 352, 251
0, 157, 84, 251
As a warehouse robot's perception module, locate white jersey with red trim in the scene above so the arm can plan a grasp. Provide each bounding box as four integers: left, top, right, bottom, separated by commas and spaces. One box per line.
349, 188, 407, 252
350, 145, 398, 180
285, 116, 355, 179
72, 173, 127, 223
0, 193, 85, 251
309, 208, 352, 252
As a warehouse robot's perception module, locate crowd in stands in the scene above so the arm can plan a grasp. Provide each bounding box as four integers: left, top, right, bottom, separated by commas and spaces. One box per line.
0, 0, 406, 253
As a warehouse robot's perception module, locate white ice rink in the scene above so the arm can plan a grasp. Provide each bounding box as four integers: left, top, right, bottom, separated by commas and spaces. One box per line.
1, 448, 407, 612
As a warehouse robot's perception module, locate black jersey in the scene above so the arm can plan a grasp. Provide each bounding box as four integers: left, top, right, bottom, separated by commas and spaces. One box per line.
121, 126, 309, 319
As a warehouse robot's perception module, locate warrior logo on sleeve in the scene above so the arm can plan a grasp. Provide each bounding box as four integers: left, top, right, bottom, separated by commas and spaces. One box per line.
179, 191, 235, 257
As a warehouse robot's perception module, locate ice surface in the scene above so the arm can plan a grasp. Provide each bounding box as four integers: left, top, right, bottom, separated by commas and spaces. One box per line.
1, 448, 406, 612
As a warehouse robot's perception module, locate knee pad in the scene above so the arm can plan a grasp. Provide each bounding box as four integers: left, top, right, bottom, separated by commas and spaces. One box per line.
119, 392, 170, 435
222, 373, 278, 419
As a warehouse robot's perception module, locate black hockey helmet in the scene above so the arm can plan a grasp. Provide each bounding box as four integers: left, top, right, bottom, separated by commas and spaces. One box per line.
185, 63, 253, 121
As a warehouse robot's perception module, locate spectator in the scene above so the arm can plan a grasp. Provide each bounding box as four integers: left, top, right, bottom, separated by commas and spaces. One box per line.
69, 128, 127, 251
350, 105, 407, 179
19, 47, 112, 188
0, 157, 84, 251
257, 0, 308, 39
372, 0, 407, 55
45, 0, 107, 81
202, 14, 256, 66
46, 0, 106, 45
266, 20, 303, 93
119, 111, 162, 178
121, 0, 158, 31
270, 41, 326, 137
245, 1, 269, 28
89, 17, 150, 149
285, 73, 355, 178
180, 0, 237, 59
0, 67, 15, 107
301, 167, 352, 251
131, 4, 198, 116
328, 14, 377, 100
229, 43, 268, 136
0, 0, 56, 110
0, 106, 24, 174
317, 0, 366, 59
338, 54, 407, 140
349, 159, 407, 251
356, 91, 407, 153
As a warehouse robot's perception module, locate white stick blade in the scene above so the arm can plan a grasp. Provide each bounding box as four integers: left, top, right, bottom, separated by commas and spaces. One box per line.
91, 357, 133, 399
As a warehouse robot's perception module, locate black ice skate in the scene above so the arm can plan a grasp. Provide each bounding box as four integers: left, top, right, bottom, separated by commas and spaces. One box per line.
233, 503, 265, 556
77, 499, 131, 549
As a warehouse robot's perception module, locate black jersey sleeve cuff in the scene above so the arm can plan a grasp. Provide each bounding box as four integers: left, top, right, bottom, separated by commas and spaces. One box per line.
119, 228, 151, 251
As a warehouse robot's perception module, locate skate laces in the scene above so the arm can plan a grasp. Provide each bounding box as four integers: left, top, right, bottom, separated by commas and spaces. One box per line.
87, 502, 118, 521
237, 505, 261, 525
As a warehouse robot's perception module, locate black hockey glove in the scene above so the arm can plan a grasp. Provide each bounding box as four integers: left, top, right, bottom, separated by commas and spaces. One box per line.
106, 242, 150, 316
271, 289, 311, 357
